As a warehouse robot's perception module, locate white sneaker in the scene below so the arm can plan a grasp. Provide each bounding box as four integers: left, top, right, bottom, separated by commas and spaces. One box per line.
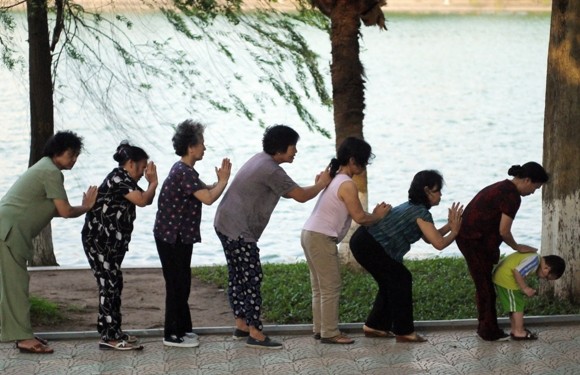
183, 335, 200, 347
185, 332, 199, 340
163, 335, 199, 348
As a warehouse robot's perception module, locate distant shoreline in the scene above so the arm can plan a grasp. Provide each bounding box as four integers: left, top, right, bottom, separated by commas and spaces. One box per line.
5, 0, 551, 13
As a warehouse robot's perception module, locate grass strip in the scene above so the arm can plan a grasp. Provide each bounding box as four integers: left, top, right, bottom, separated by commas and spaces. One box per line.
192, 256, 580, 323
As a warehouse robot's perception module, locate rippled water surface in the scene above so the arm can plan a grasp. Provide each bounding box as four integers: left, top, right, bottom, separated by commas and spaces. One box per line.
0, 13, 550, 267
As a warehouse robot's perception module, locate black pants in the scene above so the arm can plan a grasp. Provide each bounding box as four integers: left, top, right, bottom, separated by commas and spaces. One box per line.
456, 236, 504, 340
155, 238, 193, 339
349, 226, 415, 335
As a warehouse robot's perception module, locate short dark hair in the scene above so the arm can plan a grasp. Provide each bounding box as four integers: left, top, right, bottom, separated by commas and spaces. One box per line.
543, 255, 566, 279
508, 162, 549, 183
42, 131, 84, 157
113, 141, 149, 166
329, 137, 374, 177
172, 119, 205, 156
262, 125, 299, 155
408, 170, 444, 209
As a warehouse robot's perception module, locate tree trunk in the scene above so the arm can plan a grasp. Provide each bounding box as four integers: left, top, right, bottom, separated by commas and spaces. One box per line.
540, 0, 580, 302
27, 0, 57, 266
330, 0, 367, 270
31, 226, 58, 266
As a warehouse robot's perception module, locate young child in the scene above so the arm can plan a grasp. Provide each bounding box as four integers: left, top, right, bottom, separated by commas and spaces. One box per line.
492, 252, 565, 340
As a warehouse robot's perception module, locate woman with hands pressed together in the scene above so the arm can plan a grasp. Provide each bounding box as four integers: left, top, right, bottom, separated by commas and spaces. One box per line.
0, 131, 97, 354
301, 137, 390, 345
349, 170, 463, 343
82, 141, 158, 351
154, 120, 231, 348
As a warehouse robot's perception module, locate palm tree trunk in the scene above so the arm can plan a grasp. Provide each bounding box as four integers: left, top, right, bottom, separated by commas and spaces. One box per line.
330, 1, 367, 270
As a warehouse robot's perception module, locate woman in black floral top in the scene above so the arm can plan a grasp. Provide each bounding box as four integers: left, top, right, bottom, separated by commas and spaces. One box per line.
82, 141, 158, 351
153, 119, 231, 348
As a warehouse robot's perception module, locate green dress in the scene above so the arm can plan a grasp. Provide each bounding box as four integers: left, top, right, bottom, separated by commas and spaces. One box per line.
0, 157, 68, 341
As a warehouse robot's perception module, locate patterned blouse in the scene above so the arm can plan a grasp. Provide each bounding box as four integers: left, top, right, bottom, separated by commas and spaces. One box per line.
367, 201, 433, 263
153, 161, 205, 245
82, 167, 142, 251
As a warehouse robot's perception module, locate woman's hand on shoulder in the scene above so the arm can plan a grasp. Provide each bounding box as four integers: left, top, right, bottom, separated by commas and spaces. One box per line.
516, 244, 538, 253
315, 164, 332, 188
447, 202, 464, 235
83, 185, 98, 211
372, 202, 391, 220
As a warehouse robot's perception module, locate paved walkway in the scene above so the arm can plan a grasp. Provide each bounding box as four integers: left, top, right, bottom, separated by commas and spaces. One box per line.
1, 320, 579, 374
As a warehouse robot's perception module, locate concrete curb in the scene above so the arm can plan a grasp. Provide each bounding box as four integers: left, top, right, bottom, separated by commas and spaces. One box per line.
37, 315, 580, 341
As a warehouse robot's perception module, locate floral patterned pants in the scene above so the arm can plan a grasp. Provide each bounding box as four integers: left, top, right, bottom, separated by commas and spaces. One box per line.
215, 230, 264, 330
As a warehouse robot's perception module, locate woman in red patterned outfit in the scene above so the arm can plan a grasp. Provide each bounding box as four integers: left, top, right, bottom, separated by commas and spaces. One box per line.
456, 162, 549, 341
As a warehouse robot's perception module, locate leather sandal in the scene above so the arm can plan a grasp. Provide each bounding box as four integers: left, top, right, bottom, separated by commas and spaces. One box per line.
320, 333, 355, 345
34, 336, 48, 345
363, 325, 395, 338
15, 340, 54, 354
395, 333, 427, 343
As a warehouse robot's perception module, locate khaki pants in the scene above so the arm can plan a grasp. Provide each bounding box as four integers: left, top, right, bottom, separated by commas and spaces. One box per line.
301, 230, 342, 339
0, 240, 33, 341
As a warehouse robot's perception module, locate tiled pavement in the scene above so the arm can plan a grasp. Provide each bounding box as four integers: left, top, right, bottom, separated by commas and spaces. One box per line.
1, 321, 579, 375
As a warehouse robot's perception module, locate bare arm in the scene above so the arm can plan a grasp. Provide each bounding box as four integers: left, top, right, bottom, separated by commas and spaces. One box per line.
417, 202, 463, 251
53, 185, 98, 218
193, 158, 232, 205
513, 269, 536, 297
285, 166, 332, 203
500, 213, 538, 253
338, 180, 390, 225
124, 161, 159, 207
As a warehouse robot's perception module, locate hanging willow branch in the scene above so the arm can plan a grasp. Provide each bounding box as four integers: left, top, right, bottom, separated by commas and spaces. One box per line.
50, 0, 64, 51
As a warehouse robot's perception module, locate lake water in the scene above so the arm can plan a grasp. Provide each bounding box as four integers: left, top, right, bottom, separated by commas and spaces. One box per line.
0, 13, 550, 267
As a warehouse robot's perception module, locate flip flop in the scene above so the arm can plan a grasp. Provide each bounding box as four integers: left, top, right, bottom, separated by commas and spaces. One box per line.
320, 333, 355, 344
15, 341, 54, 354
395, 333, 427, 343
99, 341, 144, 351
510, 329, 538, 341
363, 325, 395, 338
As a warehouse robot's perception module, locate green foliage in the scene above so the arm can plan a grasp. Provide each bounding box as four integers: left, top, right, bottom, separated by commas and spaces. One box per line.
157, 1, 333, 134
0, 9, 23, 70
2, 0, 332, 136
191, 257, 580, 324
192, 264, 229, 288
407, 257, 478, 320
259, 262, 312, 323
30, 296, 64, 326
